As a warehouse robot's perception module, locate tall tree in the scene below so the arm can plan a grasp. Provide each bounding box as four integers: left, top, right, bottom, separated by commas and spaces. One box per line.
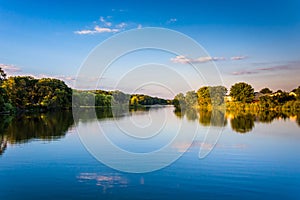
197, 86, 210, 106
185, 91, 198, 107
229, 82, 255, 103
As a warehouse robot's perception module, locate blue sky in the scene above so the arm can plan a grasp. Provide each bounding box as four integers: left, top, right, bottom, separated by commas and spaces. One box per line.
0, 0, 299, 97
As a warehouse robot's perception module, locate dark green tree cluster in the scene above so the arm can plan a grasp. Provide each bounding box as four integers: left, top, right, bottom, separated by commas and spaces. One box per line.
229, 82, 254, 103
0, 68, 10, 112
0, 74, 72, 112
73, 90, 169, 108
130, 94, 168, 107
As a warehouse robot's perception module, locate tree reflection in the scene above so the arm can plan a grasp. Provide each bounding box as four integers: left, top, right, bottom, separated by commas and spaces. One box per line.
199, 109, 211, 126
0, 116, 12, 155
0, 111, 74, 145
173, 107, 185, 118
198, 109, 227, 127
185, 109, 198, 121
258, 111, 278, 123
230, 113, 255, 134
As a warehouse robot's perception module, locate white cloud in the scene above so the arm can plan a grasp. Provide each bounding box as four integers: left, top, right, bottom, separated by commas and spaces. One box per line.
74, 25, 119, 35
171, 55, 226, 64
0, 64, 22, 73
94, 26, 119, 33
137, 24, 142, 29
231, 56, 247, 60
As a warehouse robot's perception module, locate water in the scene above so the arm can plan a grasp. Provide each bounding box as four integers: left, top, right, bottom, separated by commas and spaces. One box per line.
0, 107, 299, 199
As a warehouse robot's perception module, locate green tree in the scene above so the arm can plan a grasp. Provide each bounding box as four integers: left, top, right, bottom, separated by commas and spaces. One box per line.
292, 86, 300, 100
112, 90, 130, 105
2, 76, 37, 109
210, 86, 227, 106
185, 91, 198, 107
33, 78, 72, 109
259, 95, 275, 109
229, 82, 255, 103
173, 93, 186, 109
260, 87, 273, 94
197, 86, 227, 106
197, 86, 210, 106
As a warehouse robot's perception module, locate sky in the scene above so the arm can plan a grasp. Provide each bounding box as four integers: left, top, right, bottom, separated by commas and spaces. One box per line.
0, 0, 299, 98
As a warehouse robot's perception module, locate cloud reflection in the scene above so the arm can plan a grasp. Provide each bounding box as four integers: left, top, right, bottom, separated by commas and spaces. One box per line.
77, 173, 128, 193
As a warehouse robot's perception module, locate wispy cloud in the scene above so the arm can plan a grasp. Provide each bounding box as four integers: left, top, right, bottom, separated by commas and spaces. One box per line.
170, 55, 226, 64
100, 16, 112, 27
167, 18, 177, 24
116, 22, 127, 29
75, 16, 126, 35
111, 9, 127, 12
231, 61, 297, 76
257, 65, 290, 71
74, 16, 140, 35
74, 25, 119, 35
0, 64, 22, 73
231, 56, 247, 60
231, 71, 258, 75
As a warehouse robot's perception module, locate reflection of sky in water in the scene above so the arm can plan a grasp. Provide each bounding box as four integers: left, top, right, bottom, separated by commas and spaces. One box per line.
77, 173, 128, 193
0, 107, 300, 199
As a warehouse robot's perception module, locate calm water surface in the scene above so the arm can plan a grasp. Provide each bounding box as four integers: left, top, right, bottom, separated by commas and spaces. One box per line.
0, 107, 299, 200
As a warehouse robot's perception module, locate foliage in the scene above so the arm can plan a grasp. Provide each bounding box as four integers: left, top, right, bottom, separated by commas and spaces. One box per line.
229, 82, 254, 103
1, 76, 72, 111
292, 86, 300, 100
260, 87, 273, 94
130, 94, 168, 107
185, 91, 198, 107
197, 87, 210, 106
173, 93, 186, 110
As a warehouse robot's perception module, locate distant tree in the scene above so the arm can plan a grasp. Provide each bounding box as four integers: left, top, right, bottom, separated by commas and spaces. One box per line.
173, 93, 186, 109
260, 87, 273, 94
272, 91, 295, 104
292, 86, 300, 100
0, 67, 7, 83
197, 86, 227, 106
185, 91, 198, 107
229, 82, 255, 103
95, 93, 112, 107
259, 95, 275, 109
112, 90, 130, 105
0, 67, 7, 112
210, 86, 228, 106
197, 86, 210, 106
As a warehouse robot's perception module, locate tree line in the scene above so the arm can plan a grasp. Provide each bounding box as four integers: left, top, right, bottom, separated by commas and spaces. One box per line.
1, 66, 299, 114
173, 82, 300, 111
0, 67, 170, 114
